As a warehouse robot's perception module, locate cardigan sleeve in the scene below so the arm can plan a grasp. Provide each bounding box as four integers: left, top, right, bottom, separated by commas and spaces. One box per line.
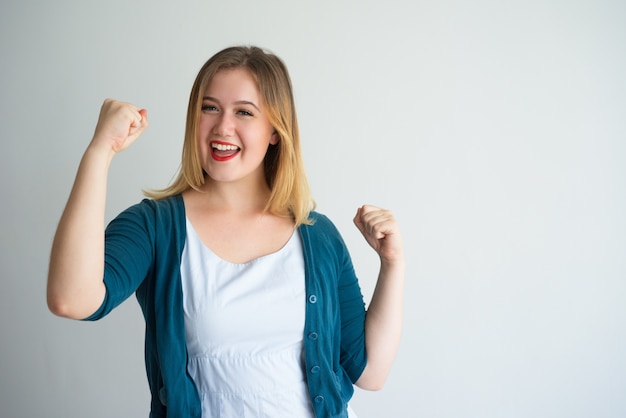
309, 213, 368, 383
336, 234, 368, 383
84, 200, 156, 321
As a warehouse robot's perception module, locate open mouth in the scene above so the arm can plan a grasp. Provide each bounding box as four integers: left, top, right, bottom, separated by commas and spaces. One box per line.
210, 141, 240, 161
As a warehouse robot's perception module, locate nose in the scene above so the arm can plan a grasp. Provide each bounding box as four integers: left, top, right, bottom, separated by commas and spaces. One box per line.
212, 111, 235, 137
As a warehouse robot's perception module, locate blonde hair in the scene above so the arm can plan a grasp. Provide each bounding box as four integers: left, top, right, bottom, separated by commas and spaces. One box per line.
145, 46, 315, 226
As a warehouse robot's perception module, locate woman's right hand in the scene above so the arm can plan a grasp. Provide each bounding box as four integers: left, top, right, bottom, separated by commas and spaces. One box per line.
91, 99, 148, 153
47, 99, 148, 319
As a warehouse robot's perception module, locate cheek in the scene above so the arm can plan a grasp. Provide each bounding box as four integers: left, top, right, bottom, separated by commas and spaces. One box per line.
247, 124, 276, 146
196, 119, 214, 145
196, 131, 212, 157
197, 117, 212, 135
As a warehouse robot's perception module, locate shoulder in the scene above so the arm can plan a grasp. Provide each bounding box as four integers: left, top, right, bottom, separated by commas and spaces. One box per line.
106, 194, 187, 254
304, 210, 339, 233
300, 210, 347, 249
308, 210, 338, 229
108, 194, 185, 231
140, 194, 184, 212
122, 194, 184, 217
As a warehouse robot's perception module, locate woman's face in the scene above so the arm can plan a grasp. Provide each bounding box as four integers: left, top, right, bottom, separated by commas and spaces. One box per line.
197, 67, 277, 185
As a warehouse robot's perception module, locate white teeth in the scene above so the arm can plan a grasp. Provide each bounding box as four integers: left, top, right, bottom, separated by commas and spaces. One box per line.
212, 143, 239, 151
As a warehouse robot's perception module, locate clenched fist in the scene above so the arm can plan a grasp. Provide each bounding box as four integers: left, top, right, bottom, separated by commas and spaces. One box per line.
353, 205, 404, 263
91, 99, 148, 153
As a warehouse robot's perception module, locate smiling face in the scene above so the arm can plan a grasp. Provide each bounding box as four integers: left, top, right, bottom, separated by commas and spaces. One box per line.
197, 67, 278, 185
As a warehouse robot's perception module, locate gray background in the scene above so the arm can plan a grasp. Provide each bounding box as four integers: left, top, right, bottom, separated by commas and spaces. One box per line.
2, 0, 625, 417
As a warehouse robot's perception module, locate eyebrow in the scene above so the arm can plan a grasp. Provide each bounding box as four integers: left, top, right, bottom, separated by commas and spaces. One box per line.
202, 96, 260, 111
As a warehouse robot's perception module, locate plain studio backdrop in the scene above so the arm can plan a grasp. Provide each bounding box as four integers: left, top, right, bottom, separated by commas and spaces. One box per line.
1, 1, 625, 417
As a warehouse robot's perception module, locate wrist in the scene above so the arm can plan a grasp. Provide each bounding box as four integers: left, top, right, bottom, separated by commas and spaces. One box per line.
85, 136, 117, 162
379, 255, 405, 274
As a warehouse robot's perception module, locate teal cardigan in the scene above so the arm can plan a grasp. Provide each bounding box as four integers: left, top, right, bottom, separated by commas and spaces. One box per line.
86, 195, 367, 417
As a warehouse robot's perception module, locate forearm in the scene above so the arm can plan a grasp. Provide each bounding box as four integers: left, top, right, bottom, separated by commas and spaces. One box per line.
356, 257, 405, 390
47, 144, 114, 319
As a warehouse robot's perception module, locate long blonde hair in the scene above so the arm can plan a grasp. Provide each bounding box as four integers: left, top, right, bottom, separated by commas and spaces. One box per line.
145, 46, 315, 226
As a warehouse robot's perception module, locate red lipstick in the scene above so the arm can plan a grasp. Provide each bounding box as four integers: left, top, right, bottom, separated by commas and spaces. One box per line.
210, 141, 240, 162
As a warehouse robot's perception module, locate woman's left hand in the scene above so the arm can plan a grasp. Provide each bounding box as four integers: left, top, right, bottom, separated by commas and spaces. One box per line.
353, 205, 404, 263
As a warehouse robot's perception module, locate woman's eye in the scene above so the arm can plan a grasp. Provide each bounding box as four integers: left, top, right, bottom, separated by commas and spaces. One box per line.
237, 109, 253, 117
201, 104, 218, 112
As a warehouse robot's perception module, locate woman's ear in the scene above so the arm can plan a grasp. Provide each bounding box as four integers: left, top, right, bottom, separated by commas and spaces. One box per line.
269, 130, 279, 145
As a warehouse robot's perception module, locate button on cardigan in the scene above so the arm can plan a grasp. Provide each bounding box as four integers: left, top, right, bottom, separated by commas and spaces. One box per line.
85, 194, 368, 418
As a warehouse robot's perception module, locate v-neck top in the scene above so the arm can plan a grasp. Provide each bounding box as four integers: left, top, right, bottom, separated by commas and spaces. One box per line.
180, 217, 314, 417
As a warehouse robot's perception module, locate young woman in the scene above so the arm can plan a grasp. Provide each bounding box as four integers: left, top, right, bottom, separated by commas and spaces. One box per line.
47, 45, 404, 418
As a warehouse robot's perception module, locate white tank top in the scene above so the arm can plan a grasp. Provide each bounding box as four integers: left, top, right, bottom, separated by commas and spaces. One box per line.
180, 218, 314, 417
